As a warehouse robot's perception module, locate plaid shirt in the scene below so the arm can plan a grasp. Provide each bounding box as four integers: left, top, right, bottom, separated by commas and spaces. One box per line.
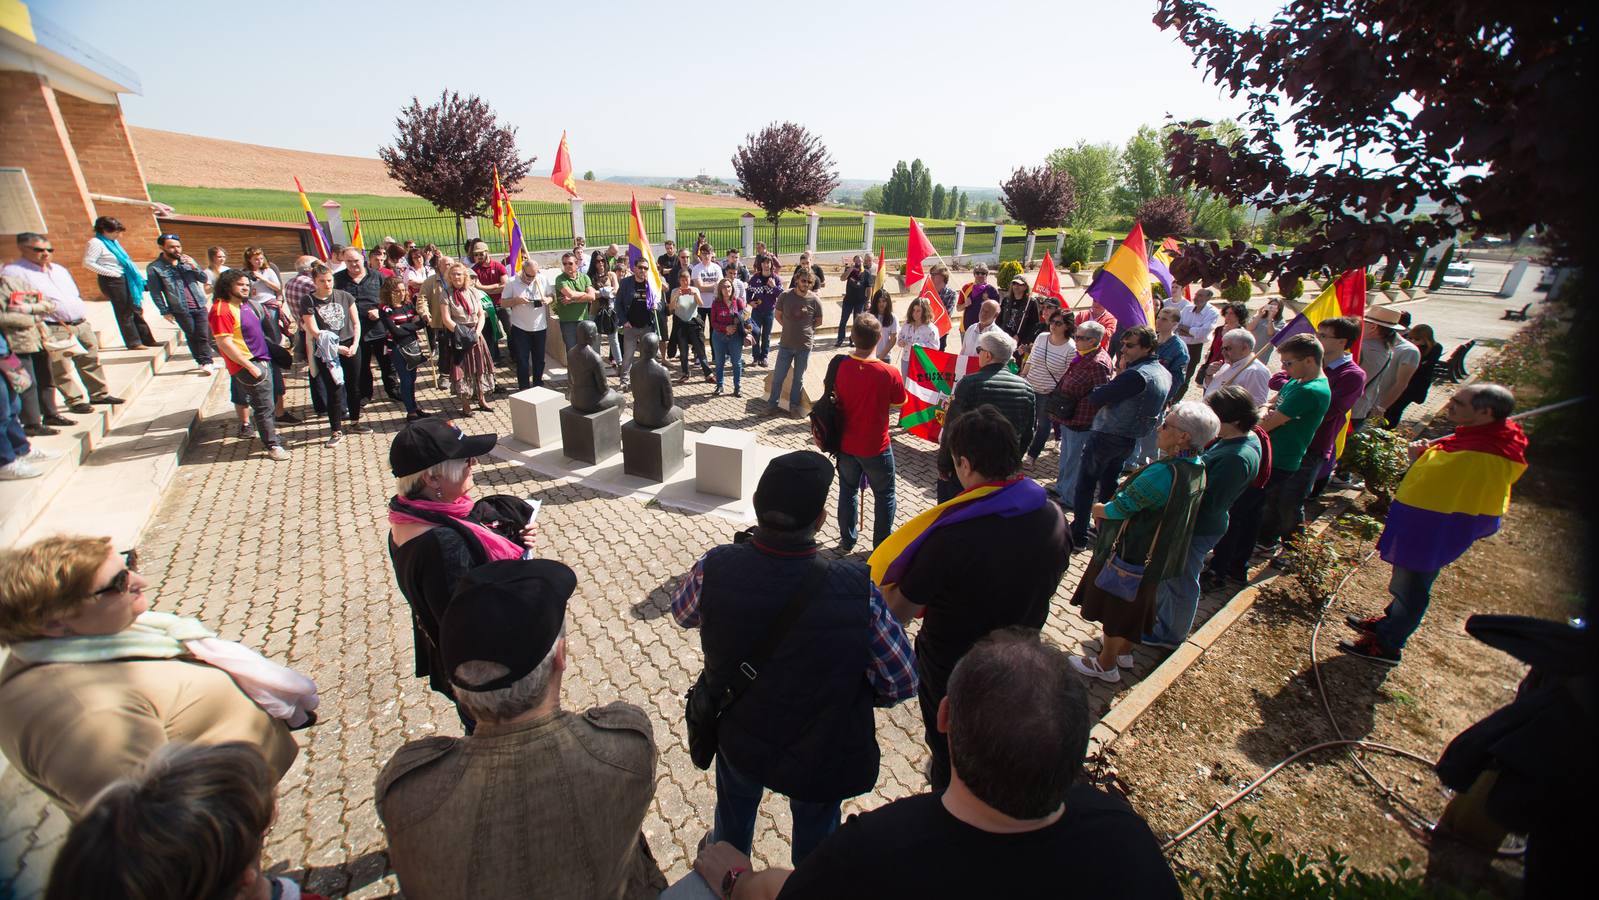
283, 272, 315, 318
672, 552, 918, 706
1054, 347, 1114, 430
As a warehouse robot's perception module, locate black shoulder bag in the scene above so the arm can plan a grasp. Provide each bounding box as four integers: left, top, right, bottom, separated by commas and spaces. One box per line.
808, 354, 847, 453
684, 560, 827, 770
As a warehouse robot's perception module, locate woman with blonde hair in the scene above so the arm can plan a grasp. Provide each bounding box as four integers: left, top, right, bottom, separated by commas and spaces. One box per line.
895, 295, 939, 376
0, 536, 307, 819
436, 262, 495, 415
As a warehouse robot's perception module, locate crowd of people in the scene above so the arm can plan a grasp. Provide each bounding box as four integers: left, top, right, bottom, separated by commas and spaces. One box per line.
0, 222, 1527, 898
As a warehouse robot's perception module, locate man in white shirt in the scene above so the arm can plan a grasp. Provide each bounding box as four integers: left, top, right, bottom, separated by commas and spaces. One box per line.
959, 299, 1002, 359
690, 244, 723, 314
1203, 328, 1272, 406
1176, 288, 1220, 394
3, 233, 123, 413
502, 257, 553, 390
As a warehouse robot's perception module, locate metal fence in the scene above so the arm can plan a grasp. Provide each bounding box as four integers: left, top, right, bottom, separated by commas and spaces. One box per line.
817, 216, 864, 252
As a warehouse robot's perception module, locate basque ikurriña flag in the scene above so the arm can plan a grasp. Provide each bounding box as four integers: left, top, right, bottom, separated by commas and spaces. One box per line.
898, 345, 976, 443
1376, 419, 1528, 571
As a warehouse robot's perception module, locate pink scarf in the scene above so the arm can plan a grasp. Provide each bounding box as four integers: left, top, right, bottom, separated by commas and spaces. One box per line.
388, 496, 524, 561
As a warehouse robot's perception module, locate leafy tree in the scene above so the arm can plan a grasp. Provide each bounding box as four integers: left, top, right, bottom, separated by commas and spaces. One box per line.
1047, 141, 1120, 228
1000, 165, 1078, 256
861, 184, 886, 213
1154, 0, 1592, 285
378, 90, 534, 217
931, 184, 947, 221
731, 121, 840, 224
1113, 125, 1172, 215
908, 159, 933, 217
582, 170, 595, 181
956, 190, 969, 219
1136, 194, 1192, 240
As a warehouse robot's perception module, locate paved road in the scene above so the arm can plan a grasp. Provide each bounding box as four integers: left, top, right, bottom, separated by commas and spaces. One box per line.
0, 266, 1541, 898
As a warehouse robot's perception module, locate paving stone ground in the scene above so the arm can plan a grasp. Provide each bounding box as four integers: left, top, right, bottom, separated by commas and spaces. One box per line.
1, 285, 1512, 898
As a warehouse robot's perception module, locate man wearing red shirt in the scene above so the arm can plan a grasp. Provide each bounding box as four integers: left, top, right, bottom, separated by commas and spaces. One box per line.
834, 314, 907, 552
1076, 301, 1118, 352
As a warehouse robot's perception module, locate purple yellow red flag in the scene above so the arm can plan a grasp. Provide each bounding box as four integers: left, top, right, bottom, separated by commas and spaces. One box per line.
1377, 419, 1528, 571
868, 473, 1050, 588
625, 194, 663, 309
294, 177, 331, 261
1085, 222, 1153, 328
550, 131, 578, 198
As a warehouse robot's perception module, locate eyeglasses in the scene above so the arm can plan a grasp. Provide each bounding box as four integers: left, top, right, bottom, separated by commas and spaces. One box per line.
1050, 318, 1068, 326
93, 549, 140, 597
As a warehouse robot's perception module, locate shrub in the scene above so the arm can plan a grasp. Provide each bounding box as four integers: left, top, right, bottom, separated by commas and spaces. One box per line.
1182, 815, 1439, 899
1344, 420, 1411, 498
996, 259, 1024, 289
1279, 276, 1304, 302
1278, 514, 1382, 605
1069, 260, 1084, 273
1222, 279, 1254, 303
1379, 279, 1393, 291
1399, 278, 1413, 290
1060, 229, 1096, 268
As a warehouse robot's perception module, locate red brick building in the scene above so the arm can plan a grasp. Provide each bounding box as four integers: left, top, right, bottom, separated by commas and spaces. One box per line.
1, 1, 160, 273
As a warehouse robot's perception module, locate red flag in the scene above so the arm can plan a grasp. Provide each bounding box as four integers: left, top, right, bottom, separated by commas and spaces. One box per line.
1334, 269, 1367, 359
904, 217, 936, 286
1033, 251, 1064, 304
491, 165, 505, 229
550, 131, 577, 197
918, 278, 952, 336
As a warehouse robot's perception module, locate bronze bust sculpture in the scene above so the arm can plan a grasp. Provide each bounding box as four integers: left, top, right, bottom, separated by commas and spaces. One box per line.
567, 320, 622, 412
629, 332, 683, 428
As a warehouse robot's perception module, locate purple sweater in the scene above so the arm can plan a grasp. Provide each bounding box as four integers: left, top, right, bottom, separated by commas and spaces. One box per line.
1270, 354, 1366, 465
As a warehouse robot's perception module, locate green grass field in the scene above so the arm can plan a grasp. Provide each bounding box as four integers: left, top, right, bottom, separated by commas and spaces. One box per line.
147, 184, 1113, 258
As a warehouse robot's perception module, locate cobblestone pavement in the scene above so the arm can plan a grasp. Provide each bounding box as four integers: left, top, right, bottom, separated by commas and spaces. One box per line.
2, 285, 1507, 897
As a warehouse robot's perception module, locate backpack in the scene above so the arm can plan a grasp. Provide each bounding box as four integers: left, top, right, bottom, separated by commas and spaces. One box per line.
809, 355, 847, 454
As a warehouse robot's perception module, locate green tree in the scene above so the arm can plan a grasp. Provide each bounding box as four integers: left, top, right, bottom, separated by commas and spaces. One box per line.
861, 184, 885, 213
882, 161, 910, 215
931, 184, 947, 221
909, 159, 933, 217
1113, 125, 1172, 215
582, 170, 595, 181
956, 190, 968, 219
1047, 140, 1120, 228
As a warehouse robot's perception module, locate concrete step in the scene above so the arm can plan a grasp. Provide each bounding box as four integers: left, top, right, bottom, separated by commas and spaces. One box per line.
0, 335, 226, 549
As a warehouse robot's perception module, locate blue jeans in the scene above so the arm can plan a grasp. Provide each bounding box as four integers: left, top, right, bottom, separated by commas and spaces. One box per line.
1071, 432, 1136, 543
0, 372, 29, 466
1373, 565, 1440, 654
166, 296, 214, 365
838, 448, 897, 548
507, 325, 547, 389
835, 297, 864, 345
393, 349, 419, 414
559, 319, 597, 354
1129, 410, 1167, 469
750, 307, 775, 362
714, 753, 839, 867
711, 329, 743, 390
767, 346, 809, 407
1150, 532, 1222, 645
1055, 427, 1091, 502
1027, 391, 1059, 459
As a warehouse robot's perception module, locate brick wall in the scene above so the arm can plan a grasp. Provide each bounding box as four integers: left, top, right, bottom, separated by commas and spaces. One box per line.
155, 217, 312, 272
56, 92, 160, 260
0, 70, 96, 268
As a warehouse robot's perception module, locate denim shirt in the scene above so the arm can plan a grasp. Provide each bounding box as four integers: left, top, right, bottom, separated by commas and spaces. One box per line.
1091, 355, 1172, 440
145, 257, 209, 316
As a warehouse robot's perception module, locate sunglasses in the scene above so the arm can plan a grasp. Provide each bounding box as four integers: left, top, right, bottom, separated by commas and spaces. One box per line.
93, 549, 140, 597
1050, 318, 1068, 326
25, 245, 53, 253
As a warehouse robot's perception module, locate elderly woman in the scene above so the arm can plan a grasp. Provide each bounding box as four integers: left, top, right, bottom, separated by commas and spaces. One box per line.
1051, 319, 1114, 504
1068, 400, 1217, 683
1146, 387, 1261, 648
387, 418, 535, 733
437, 262, 495, 416
0, 536, 304, 818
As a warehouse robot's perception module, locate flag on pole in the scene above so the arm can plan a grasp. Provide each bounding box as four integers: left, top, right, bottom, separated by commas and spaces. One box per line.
550, 131, 577, 198
349, 210, 364, 251
904, 217, 936, 286
491, 165, 508, 234
1270, 280, 1342, 346
504, 204, 525, 272
917, 277, 952, 336
625, 194, 663, 309
1033, 251, 1065, 304
294, 177, 330, 261
873, 245, 886, 297
1084, 222, 1153, 328
898, 345, 977, 442
1334, 269, 1367, 359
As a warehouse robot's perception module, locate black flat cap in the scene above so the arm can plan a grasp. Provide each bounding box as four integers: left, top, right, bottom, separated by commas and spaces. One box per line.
440, 559, 577, 691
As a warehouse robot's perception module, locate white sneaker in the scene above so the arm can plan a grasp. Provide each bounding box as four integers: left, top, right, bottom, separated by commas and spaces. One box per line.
1116, 653, 1135, 669
1068, 654, 1122, 683
267, 445, 290, 462
22, 447, 64, 463
0, 460, 42, 480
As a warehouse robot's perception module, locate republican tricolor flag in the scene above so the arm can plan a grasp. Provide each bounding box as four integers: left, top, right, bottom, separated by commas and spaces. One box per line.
294, 176, 331, 261
1377, 419, 1528, 572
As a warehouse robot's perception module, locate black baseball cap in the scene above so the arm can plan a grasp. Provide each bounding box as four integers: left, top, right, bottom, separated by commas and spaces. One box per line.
753, 451, 835, 530
440, 559, 577, 691
390, 418, 497, 477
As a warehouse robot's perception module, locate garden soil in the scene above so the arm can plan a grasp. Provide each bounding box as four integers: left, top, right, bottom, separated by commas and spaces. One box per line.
1102, 438, 1584, 896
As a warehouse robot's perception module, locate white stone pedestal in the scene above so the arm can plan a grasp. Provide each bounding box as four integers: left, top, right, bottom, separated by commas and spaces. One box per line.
696, 426, 759, 500
509, 387, 564, 447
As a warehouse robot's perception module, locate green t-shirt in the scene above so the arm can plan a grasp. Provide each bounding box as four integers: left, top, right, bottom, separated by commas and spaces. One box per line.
553, 273, 593, 323
1269, 375, 1332, 471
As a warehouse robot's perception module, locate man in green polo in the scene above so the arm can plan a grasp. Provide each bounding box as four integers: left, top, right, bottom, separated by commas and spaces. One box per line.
553, 251, 596, 353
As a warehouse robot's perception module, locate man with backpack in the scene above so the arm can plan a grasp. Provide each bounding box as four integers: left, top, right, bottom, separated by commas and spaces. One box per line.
831, 314, 906, 553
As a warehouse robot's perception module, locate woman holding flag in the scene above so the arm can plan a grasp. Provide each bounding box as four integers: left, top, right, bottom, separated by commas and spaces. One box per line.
895, 297, 939, 377
1068, 401, 1216, 684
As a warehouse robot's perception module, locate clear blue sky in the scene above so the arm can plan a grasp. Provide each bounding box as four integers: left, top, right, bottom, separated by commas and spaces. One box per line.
37, 0, 1285, 187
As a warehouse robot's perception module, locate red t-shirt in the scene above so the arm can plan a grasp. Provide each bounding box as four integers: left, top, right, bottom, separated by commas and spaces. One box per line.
835, 355, 907, 457
472, 260, 508, 296
1077, 308, 1118, 350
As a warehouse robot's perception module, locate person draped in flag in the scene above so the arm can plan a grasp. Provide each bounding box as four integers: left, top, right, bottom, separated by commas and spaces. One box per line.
1341, 384, 1527, 666
875, 405, 1069, 790
894, 294, 941, 378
